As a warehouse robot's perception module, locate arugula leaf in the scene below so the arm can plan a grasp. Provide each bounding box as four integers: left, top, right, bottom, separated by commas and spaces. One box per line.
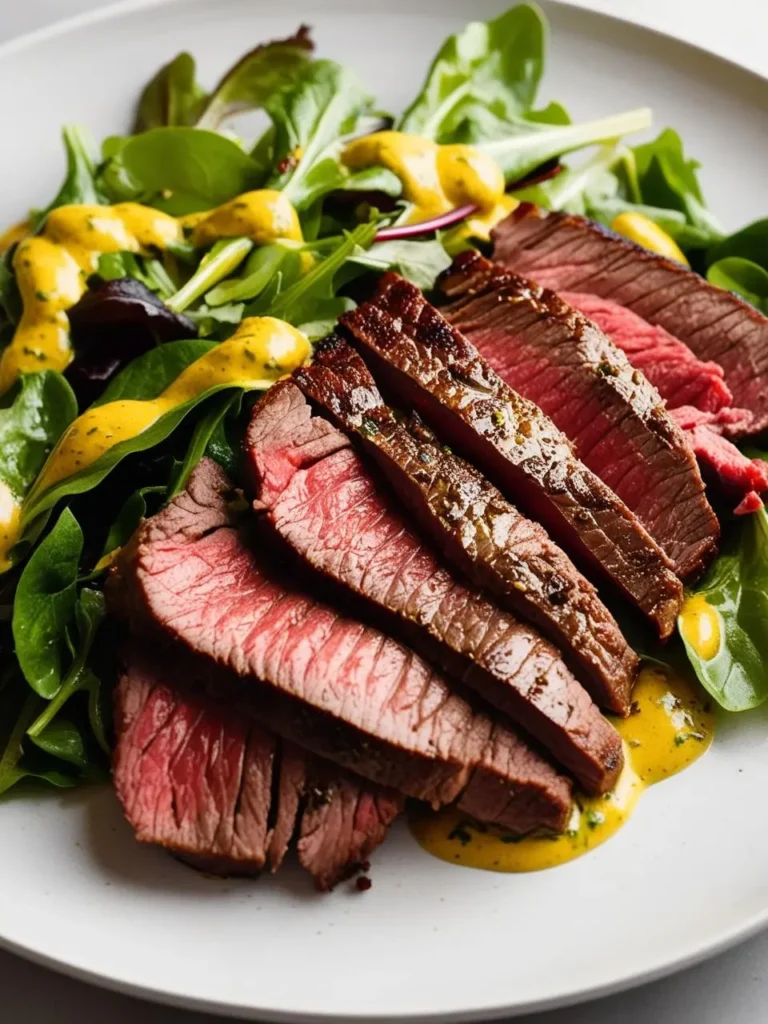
205, 243, 289, 306
679, 508, 768, 711
196, 28, 314, 131
12, 509, 83, 699
27, 588, 109, 753
265, 60, 372, 209
707, 219, 768, 271
36, 125, 105, 227
134, 53, 207, 132
99, 128, 263, 215
166, 238, 253, 312
707, 258, 768, 314
0, 372, 77, 505
399, 3, 546, 140
166, 391, 239, 499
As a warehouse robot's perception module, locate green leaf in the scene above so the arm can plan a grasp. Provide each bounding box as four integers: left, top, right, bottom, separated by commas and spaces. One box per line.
29, 716, 89, 769
349, 238, 452, 290
0, 683, 39, 795
98, 484, 165, 566
679, 507, 768, 711
707, 258, 768, 314
196, 28, 314, 131
36, 125, 105, 227
96, 339, 215, 405
12, 509, 83, 698
99, 128, 263, 214
265, 60, 372, 209
467, 107, 651, 184
166, 391, 239, 499
0, 371, 77, 502
707, 219, 768, 271
205, 242, 288, 306
166, 237, 253, 313
134, 52, 207, 132
399, 3, 547, 139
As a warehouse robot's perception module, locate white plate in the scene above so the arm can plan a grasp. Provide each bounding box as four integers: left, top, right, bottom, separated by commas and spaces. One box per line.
1, 1, 768, 1020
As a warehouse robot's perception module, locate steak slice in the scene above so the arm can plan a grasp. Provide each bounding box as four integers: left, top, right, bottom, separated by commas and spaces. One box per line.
114, 459, 572, 834
492, 204, 768, 437
340, 275, 683, 637
439, 252, 719, 580
293, 338, 638, 715
113, 645, 403, 889
246, 380, 624, 792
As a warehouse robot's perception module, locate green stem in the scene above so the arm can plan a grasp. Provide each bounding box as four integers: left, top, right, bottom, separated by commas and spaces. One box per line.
27, 658, 86, 739
166, 237, 253, 313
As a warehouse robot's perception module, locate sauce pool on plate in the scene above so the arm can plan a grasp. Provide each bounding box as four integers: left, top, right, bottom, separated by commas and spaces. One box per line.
410, 666, 714, 873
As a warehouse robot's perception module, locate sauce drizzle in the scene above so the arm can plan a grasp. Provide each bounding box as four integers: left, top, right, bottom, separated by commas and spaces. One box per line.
411, 667, 714, 873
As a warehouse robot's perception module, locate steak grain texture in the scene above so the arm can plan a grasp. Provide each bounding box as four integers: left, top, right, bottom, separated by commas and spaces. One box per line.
247, 380, 624, 792
492, 205, 768, 437
114, 460, 572, 834
339, 275, 683, 637
293, 337, 638, 715
440, 251, 719, 580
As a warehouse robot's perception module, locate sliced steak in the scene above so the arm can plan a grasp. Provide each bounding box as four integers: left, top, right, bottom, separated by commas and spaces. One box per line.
113, 646, 403, 889
492, 204, 768, 437
339, 275, 683, 637
113, 459, 572, 834
439, 252, 719, 579
293, 337, 637, 715
563, 291, 767, 516
246, 380, 623, 792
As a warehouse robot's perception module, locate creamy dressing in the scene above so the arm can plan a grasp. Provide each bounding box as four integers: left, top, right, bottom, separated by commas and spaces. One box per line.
26, 317, 310, 502
678, 593, 721, 661
411, 667, 714, 873
342, 131, 517, 238
610, 212, 689, 266
0, 192, 306, 397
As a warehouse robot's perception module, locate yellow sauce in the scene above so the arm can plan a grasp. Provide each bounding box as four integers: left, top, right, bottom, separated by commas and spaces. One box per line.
0, 480, 22, 573
411, 666, 714, 873
0, 218, 30, 253
25, 316, 310, 505
679, 593, 722, 661
610, 212, 689, 266
0, 192, 303, 396
342, 131, 517, 239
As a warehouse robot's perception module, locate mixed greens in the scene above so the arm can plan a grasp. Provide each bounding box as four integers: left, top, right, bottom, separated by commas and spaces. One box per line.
1, 2, 767, 796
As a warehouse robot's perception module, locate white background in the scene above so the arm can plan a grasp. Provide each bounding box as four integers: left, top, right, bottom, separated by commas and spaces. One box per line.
2, 1, 768, 1022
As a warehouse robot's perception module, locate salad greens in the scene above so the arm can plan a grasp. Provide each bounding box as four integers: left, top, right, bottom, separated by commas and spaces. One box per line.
1, 2, 767, 797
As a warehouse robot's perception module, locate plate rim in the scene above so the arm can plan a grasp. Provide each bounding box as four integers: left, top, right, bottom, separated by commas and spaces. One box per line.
0, 0, 767, 1020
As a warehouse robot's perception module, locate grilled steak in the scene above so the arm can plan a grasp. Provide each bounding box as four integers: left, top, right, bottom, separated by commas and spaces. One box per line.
340, 274, 683, 637
492, 204, 768, 437
246, 380, 623, 792
439, 252, 719, 579
113, 646, 402, 888
293, 337, 638, 715
113, 459, 572, 834
563, 291, 768, 515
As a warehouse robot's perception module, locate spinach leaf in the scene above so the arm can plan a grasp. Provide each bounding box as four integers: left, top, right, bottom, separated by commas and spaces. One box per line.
12, 509, 83, 699
399, 4, 546, 140
707, 219, 768, 271
134, 53, 207, 132
265, 60, 372, 209
707, 258, 768, 313
36, 125, 105, 227
96, 484, 165, 571
96, 339, 215, 405
196, 27, 314, 131
27, 587, 109, 753
166, 391, 239, 499
0, 371, 77, 505
679, 507, 768, 711
0, 681, 75, 796
465, 107, 651, 184
349, 238, 452, 290
29, 717, 91, 770
99, 128, 263, 214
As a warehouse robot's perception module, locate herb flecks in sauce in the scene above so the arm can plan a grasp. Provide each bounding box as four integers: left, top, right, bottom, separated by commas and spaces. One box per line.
25, 317, 310, 506
0, 191, 304, 396
342, 131, 517, 239
410, 667, 714, 873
